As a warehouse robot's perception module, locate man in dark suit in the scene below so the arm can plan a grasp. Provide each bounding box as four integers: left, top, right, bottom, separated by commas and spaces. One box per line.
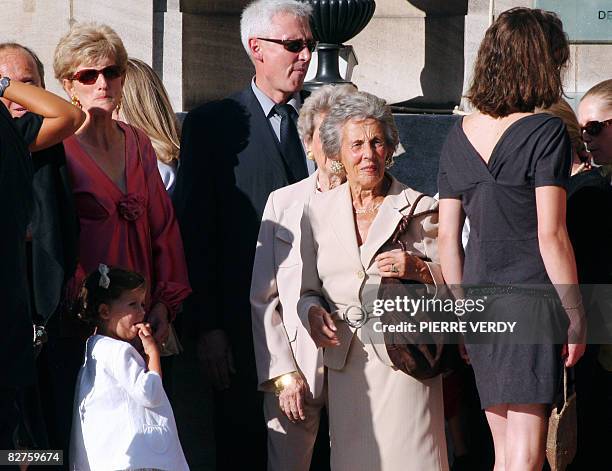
173, 0, 315, 468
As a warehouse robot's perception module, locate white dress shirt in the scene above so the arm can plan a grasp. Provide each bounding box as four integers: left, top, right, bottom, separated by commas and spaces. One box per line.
70, 335, 189, 471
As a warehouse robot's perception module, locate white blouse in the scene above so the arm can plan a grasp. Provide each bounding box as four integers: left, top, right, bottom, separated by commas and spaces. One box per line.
70, 335, 189, 471
157, 160, 177, 196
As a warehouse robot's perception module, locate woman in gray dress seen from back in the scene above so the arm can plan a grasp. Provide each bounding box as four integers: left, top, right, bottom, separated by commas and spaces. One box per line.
438, 8, 585, 471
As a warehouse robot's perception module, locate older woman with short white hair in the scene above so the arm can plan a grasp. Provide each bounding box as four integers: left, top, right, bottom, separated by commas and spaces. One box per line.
251, 84, 355, 471
298, 90, 448, 470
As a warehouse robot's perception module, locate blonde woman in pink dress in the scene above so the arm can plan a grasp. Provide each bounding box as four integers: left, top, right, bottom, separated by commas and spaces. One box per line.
53, 23, 191, 344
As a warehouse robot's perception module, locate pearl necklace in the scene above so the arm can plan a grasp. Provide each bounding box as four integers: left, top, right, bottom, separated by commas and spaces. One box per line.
353, 202, 382, 214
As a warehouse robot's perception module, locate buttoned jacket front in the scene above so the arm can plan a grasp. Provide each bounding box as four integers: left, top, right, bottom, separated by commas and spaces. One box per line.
297, 175, 443, 370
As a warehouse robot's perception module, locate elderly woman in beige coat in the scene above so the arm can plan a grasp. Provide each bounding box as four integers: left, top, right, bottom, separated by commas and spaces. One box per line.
298, 90, 448, 471
250, 84, 356, 471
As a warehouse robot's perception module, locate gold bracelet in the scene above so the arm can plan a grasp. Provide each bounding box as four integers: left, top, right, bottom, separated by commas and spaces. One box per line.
564, 305, 583, 310
273, 373, 296, 395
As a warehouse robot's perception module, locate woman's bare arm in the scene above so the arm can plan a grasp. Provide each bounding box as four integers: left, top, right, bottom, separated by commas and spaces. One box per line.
2, 79, 85, 151
438, 198, 466, 286
536, 185, 586, 367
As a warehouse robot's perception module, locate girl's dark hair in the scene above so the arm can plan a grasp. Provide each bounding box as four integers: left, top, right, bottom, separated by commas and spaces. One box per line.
76, 266, 146, 324
466, 7, 569, 118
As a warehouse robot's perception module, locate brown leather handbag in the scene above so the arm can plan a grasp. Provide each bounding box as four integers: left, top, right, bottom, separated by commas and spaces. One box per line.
377, 194, 460, 379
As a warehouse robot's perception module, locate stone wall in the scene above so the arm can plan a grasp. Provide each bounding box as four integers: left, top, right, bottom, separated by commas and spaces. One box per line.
0, 0, 153, 101
350, 0, 468, 108
0, 0, 610, 112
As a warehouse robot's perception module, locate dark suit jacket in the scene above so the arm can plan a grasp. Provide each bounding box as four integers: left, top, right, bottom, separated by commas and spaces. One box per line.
567, 169, 612, 284
566, 169, 612, 344
173, 85, 296, 372
30, 143, 79, 324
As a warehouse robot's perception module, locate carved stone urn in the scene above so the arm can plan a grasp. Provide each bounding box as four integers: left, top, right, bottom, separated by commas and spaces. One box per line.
301, 0, 376, 90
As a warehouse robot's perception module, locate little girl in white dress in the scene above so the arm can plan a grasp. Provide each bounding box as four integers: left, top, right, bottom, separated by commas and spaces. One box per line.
70, 264, 189, 471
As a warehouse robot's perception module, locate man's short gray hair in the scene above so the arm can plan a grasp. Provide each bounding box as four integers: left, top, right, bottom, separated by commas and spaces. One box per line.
240, 0, 312, 58
319, 90, 400, 159
297, 84, 357, 144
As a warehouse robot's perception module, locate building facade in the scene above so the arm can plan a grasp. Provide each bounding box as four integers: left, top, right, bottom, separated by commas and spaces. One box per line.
1, 0, 611, 112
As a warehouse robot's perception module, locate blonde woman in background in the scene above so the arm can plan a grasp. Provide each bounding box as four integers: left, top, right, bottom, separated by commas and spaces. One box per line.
539, 98, 591, 177
118, 58, 180, 194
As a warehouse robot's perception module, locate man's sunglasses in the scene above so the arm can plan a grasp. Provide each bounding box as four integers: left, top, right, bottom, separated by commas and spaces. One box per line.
70, 65, 123, 85
581, 118, 612, 136
257, 37, 317, 53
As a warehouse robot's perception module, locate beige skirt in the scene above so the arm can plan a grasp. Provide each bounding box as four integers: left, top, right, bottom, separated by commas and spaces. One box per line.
327, 336, 449, 471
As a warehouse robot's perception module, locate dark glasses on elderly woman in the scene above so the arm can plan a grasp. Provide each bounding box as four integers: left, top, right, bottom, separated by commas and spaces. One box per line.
70, 65, 122, 85
257, 37, 317, 53
581, 118, 612, 136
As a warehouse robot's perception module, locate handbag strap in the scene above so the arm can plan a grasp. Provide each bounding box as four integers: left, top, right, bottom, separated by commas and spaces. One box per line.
391, 193, 438, 251
561, 366, 577, 404
563, 367, 568, 404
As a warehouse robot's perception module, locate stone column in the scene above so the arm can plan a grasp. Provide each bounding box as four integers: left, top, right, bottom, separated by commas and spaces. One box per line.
154, 0, 184, 112
349, 0, 468, 109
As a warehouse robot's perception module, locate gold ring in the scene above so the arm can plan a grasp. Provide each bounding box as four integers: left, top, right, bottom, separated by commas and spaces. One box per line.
391, 264, 399, 273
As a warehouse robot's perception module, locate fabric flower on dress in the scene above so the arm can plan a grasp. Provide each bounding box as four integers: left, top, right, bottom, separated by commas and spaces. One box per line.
117, 193, 146, 221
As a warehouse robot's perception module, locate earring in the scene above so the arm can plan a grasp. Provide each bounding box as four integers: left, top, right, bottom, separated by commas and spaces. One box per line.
71, 95, 82, 109
385, 154, 395, 169
306, 150, 315, 161
330, 160, 345, 174
115, 94, 122, 113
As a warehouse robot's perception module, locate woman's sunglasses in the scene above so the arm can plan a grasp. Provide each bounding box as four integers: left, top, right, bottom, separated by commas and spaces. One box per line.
581, 118, 612, 136
257, 37, 317, 53
70, 65, 122, 85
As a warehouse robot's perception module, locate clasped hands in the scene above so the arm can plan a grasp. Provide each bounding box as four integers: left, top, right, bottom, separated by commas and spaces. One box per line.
375, 248, 433, 283
308, 249, 432, 348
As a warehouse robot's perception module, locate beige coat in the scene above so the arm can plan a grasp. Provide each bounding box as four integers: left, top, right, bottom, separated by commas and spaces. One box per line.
250, 172, 325, 399
296, 175, 448, 471
297, 175, 444, 371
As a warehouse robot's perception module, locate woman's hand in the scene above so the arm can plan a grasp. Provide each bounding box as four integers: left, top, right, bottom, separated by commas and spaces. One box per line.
277, 373, 309, 422
308, 305, 340, 348
562, 343, 586, 367
148, 302, 170, 345
376, 249, 433, 284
